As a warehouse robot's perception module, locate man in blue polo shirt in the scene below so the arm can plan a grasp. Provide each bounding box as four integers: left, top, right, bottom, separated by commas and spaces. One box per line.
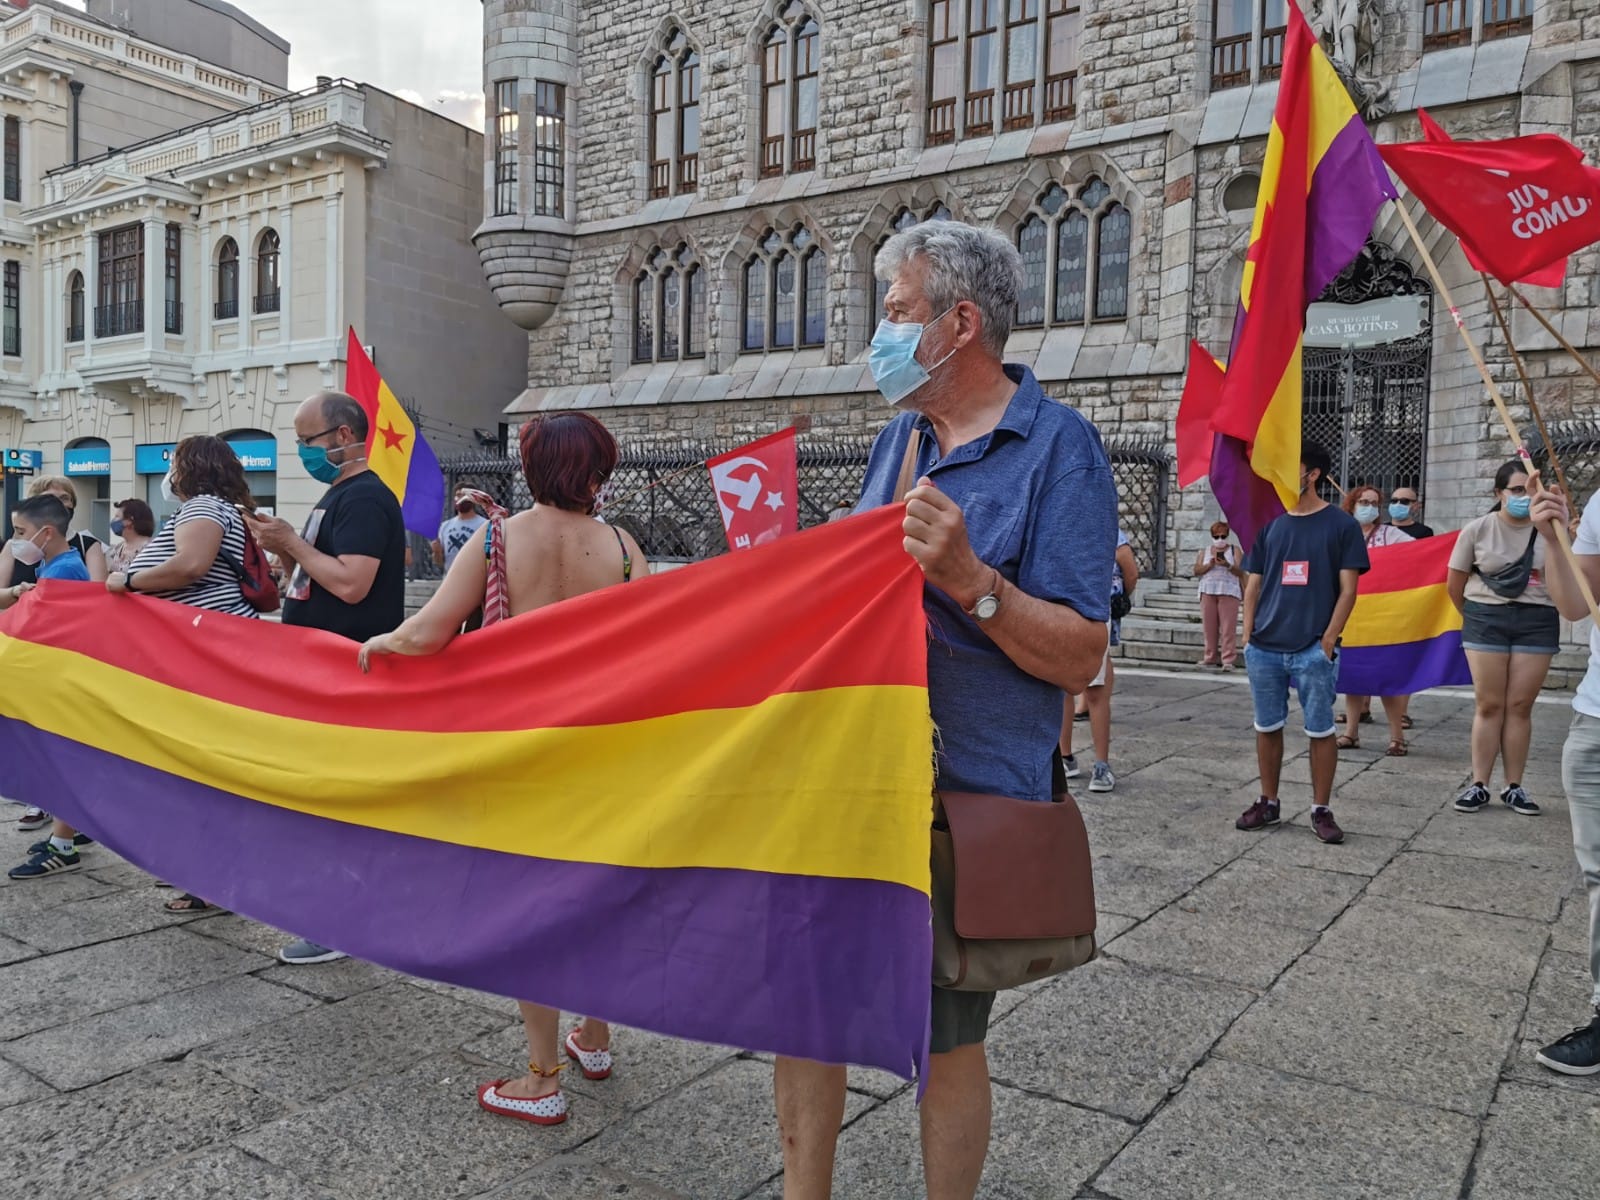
772, 221, 1117, 1199
1237, 441, 1368, 846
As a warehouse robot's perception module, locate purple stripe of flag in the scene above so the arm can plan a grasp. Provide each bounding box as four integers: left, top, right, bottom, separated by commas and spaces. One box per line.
1209, 433, 1285, 554
1304, 117, 1397, 306
1337, 632, 1472, 697
1, 719, 932, 1079
400, 430, 446, 540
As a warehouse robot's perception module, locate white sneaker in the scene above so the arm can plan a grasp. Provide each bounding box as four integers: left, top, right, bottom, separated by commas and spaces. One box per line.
1089, 762, 1115, 793
1061, 754, 1081, 779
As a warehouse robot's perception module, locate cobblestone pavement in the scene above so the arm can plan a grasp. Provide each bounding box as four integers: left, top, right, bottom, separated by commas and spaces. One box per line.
1, 669, 1596, 1199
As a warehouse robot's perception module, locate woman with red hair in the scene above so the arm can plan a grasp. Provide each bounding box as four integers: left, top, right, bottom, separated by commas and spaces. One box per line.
357, 412, 646, 1127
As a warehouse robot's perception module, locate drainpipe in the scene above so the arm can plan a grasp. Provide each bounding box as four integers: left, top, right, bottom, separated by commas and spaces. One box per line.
68, 81, 83, 165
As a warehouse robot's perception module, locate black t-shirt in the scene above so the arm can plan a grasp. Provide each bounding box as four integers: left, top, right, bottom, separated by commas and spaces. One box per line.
1242, 505, 1370, 654
6, 531, 100, 587
1396, 522, 1435, 539
281, 471, 406, 642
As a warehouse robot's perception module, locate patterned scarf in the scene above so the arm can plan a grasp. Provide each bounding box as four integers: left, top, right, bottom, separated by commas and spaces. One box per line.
456, 490, 511, 627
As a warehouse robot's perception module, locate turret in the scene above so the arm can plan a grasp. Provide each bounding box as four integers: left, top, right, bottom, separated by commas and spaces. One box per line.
474, 1, 577, 331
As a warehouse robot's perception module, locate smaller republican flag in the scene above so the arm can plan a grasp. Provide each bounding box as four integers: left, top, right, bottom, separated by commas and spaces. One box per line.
1337, 533, 1471, 697
345, 328, 446, 539
707, 429, 799, 553
1176, 342, 1225, 489
1380, 114, 1600, 289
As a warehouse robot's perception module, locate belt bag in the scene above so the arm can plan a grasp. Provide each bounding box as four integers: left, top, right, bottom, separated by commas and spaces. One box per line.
1473, 529, 1538, 599
931, 790, 1098, 991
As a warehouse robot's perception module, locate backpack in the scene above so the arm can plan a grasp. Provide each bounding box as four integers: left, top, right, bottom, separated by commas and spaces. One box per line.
221, 520, 281, 613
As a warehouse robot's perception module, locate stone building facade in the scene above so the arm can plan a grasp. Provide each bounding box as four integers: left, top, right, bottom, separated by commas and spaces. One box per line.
480, 0, 1598, 572
0, 0, 526, 538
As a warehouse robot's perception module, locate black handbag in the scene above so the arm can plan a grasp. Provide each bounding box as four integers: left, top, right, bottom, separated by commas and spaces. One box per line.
1474, 530, 1538, 599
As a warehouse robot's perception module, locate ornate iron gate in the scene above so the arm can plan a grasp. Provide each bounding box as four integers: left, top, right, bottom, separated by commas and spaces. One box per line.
1301, 242, 1434, 497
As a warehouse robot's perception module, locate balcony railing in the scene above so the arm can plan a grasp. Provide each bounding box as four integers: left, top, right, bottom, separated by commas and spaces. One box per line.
165, 300, 183, 335
1002, 81, 1035, 131
95, 300, 143, 338
253, 289, 281, 315
963, 90, 994, 138
1423, 0, 1472, 47
1212, 32, 1251, 89
66, 319, 83, 343
1043, 71, 1076, 123
214, 296, 239, 320
1260, 25, 1286, 80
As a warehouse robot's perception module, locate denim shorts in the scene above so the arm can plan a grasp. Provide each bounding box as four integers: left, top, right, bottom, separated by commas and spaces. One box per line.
1460, 600, 1561, 656
1244, 642, 1340, 738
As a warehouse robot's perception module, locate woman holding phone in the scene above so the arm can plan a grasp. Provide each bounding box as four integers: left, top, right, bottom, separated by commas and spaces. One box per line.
1194, 519, 1243, 669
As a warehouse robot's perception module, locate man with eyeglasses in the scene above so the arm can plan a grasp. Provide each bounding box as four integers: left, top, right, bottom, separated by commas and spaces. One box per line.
1388, 487, 1434, 539
241, 389, 407, 966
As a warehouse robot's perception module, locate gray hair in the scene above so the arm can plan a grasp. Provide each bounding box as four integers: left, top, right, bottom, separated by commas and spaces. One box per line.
873, 221, 1023, 357
310, 390, 369, 442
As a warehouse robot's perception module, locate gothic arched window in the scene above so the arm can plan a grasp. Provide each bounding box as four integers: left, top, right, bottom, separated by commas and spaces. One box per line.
649, 28, 700, 199
742, 226, 826, 352
759, 4, 821, 177
631, 244, 704, 364
1012, 176, 1132, 330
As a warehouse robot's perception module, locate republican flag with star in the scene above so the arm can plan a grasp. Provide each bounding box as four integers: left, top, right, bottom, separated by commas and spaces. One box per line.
344, 328, 446, 539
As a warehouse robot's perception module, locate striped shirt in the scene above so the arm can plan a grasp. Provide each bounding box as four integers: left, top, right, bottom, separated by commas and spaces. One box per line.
129, 495, 258, 618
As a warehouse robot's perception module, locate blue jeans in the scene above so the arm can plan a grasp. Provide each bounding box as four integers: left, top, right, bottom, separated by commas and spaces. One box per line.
1245, 642, 1340, 738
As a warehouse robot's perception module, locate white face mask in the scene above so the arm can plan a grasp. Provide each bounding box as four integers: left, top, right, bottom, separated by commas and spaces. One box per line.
160, 470, 177, 503
8, 531, 44, 567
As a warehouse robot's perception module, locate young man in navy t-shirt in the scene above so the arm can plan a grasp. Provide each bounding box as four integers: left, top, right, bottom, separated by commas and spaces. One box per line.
1237, 442, 1369, 844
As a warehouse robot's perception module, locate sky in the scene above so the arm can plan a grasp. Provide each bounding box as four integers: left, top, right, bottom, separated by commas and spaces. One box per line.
60, 0, 486, 129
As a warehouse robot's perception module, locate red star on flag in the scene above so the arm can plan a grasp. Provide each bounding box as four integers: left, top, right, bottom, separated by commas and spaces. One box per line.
378, 423, 408, 451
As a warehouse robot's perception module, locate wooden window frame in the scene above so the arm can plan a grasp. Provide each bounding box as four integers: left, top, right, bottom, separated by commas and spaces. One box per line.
963, 0, 998, 138
1042, 0, 1079, 123
96, 224, 143, 338
253, 229, 281, 315
927, 0, 959, 146
791, 19, 819, 172
760, 25, 788, 178
1001, 0, 1039, 132
164, 223, 182, 334
66, 270, 84, 343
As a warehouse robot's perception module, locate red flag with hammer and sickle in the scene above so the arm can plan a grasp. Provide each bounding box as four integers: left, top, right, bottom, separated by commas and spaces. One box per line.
707, 429, 799, 553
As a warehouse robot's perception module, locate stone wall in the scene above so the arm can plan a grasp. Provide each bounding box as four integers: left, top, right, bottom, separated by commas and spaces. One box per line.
486, 1, 1600, 577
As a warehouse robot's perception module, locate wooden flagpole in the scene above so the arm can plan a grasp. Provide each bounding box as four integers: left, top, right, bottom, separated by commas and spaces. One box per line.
1479, 275, 1573, 502
1506, 282, 1600, 394
1390, 199, 1600, 627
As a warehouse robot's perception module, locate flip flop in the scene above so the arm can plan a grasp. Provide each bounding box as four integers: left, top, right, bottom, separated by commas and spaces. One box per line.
163, 893, 217, 913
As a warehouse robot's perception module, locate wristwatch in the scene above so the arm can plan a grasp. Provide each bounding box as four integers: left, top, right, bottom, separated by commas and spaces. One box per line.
966, 568, 1002, 621
122, 572, 139, 593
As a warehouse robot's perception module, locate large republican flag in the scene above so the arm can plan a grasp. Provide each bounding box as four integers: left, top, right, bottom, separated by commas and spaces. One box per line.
1206, 7, 1396, 549
345, 328, 446, 538
0, 507, 936, 1079
1338, 533, 1471, 697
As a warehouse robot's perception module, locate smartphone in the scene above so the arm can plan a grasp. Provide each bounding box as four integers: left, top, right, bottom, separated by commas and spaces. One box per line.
235, 503, 257, 517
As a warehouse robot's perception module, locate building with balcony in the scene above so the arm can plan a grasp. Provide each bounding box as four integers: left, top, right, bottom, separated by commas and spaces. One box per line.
0, 0, 525, 536
478, 0, 1596, 574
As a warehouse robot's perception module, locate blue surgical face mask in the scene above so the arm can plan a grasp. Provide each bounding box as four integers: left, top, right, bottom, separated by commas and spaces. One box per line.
110, 518, 125, 536
1506, 495, 1532, 519
868, 308, 958, 406
299, 440, 362, 484
1388, 502, 1411, 521
1354, 504, 1380, 525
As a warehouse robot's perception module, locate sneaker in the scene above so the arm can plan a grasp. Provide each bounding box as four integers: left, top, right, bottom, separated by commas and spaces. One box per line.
277, 938, 348, 965
1536, 1010, 1600, 1076
1235, 797, 1280, 831
1454, 782, 1491, 813
16, 807, 49, 832
1061, 753, 1081, 779
8, 845, 82, 880
1089, 762, 1115, 793
26, 834, 93, 856
1310, 808, 1345, 844
1501, 785, 1541, 816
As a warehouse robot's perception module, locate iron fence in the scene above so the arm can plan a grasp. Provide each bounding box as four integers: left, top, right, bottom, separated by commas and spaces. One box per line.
429, 435, 1173, 579
1529, 420, 1600, 501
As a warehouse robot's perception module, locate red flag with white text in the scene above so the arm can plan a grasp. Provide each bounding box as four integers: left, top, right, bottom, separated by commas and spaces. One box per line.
1380, 114, 1600, 287
1416, 110, 1567, 289
707, 429, 799, 553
